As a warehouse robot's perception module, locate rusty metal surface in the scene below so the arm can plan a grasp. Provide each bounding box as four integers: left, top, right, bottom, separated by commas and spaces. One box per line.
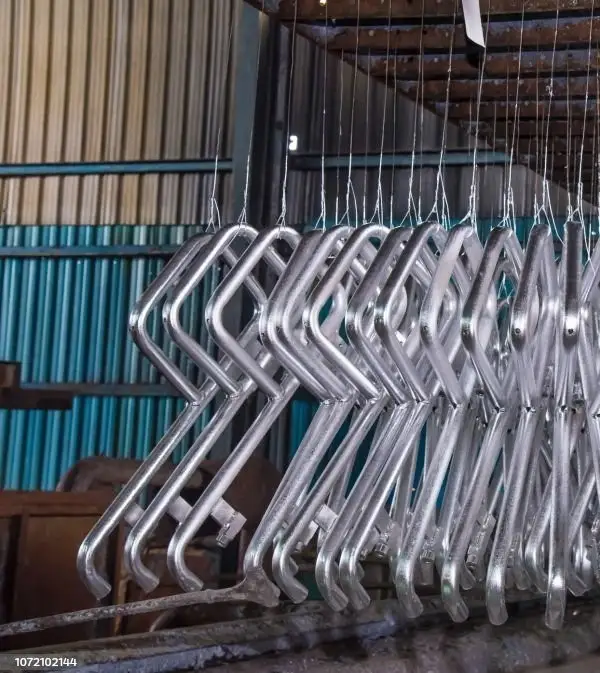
364, 50, 600, 81
443, 99, 595, 120
266, 0, 597, 22
306, 18, 600, 53
0, 571, 280, 638
215, 602, 600, 673
5, 597, 600, 673
401, 76, 597, 103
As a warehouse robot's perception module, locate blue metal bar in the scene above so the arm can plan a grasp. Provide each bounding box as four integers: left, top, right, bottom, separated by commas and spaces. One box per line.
0, 159, 232, 177
289, 150, 511, 171
0, 244, 181, 258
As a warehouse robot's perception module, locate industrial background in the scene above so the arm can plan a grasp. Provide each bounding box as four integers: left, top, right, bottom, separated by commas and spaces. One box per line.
0, 0, 585, 492
0, 1, 599, 671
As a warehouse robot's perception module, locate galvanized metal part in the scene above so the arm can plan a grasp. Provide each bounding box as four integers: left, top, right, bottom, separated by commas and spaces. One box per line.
58, 222, 600, 637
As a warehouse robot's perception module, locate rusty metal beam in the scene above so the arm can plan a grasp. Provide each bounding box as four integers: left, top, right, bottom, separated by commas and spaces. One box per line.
271, 0, 597, 23
443, 99, 596, 119
400, 76, 600, 102
479, 119, 595, 136
366, 50, 600, 80
307, 18, 600, 54
14, 598, 600, 673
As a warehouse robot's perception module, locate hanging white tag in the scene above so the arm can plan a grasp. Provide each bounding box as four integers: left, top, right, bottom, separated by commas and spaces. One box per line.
462, 0, 486, 48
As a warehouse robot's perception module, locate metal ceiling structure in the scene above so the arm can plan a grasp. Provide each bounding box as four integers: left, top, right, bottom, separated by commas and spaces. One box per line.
250, 0, 600, 202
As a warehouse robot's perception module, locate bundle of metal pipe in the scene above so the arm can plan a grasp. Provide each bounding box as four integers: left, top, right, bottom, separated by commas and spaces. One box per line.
76, 221, 600, 631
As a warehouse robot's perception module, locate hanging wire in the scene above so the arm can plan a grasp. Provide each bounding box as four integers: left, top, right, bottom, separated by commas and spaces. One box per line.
589, 122, 598, 266
500, 6, 526, 236
369, 0, 393, 227
596, 61, 600, 243
565, 60, 573, 222
314, 0, 329, 231
573, 2, 596, 263
533, 56, 545, 226
535, 0, 562, 243
399, 2, 426, 228
389, 34, 399, 226
362, 52, 371, 224
488, 94, 499, 227
237, 1, 268, 228
275, 0, 299, 229
457, 12, 491, 232
207, 10, 236, 232
423, 2, 459, 228
335, 53, 345, 225
339, 1, 362, 227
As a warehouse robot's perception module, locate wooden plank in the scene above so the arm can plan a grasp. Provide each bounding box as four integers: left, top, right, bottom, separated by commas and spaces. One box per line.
367, 50, 600, 80
0, 518, 13, 624
11, 515, 108, 646
271, 0, 597, 22
444, 99, 596, 119
0, 491, 115, 649
313, 17, 600, 53
0, 361, 20, 389
0, 491, 111, 517
0, 389, 73, 410
400, 76, 599, 102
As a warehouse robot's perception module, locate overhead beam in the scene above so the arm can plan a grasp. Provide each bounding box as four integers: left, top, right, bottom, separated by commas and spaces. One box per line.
269, 0, 596, 23
304, 17, 600, 54
366, 50, 600, 80
442, 99, 597, 119
399, 76, 600, 102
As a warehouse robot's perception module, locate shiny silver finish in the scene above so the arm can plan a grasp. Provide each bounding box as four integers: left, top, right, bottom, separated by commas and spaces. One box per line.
78, 222, 600, 631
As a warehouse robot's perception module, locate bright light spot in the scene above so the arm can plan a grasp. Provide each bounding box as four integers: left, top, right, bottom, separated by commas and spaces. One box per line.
319, 0, 327, 5
288, 135, 298, 152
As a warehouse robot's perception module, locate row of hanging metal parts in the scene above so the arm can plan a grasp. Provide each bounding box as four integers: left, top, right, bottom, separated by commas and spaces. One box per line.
77, 221, 600, 631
